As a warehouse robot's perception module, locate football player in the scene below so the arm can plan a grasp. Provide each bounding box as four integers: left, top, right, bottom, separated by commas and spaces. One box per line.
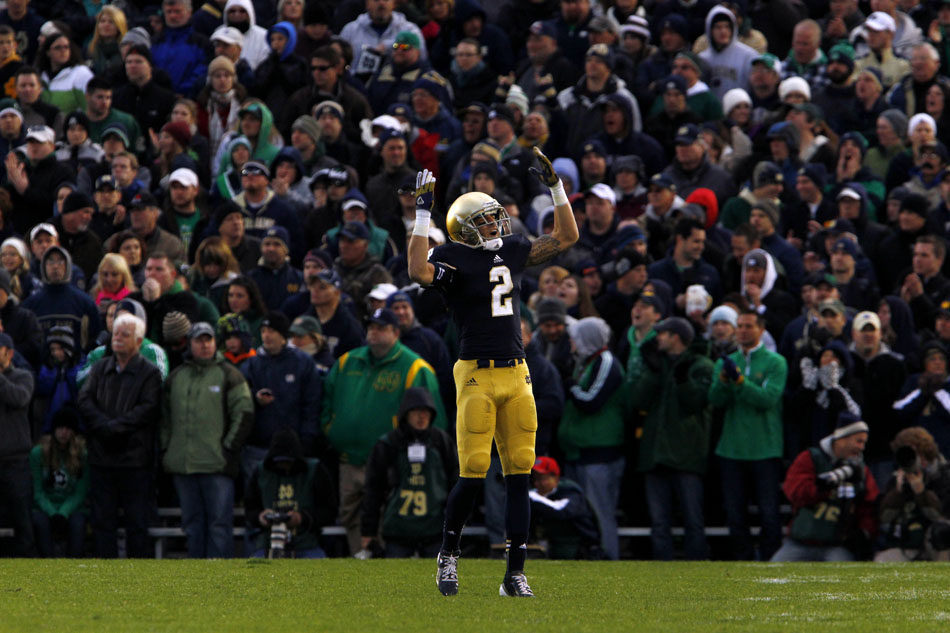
408, 147, 579, 597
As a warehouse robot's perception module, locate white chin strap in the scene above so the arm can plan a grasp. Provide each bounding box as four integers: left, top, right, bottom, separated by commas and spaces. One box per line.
484, 238, 503, 251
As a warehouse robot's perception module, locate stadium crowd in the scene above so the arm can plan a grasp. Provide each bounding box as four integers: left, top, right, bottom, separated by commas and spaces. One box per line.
4, 0, 950, 562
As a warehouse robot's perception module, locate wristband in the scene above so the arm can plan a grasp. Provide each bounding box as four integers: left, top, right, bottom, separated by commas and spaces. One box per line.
550, 180, 568, 206
413, 209, 431, 237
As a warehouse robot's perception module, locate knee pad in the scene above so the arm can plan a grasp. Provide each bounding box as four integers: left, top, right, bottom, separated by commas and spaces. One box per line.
464, 451, 491, 476
512, 447, 537, 472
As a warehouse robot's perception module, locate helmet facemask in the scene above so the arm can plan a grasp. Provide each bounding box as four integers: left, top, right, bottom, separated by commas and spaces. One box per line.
466, 204, 511, 250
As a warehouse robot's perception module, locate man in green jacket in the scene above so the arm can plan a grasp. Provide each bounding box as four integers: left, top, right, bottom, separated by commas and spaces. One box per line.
629, 316, 713, 560
321, 307, 447, 555
708, 309, 787, 561
161, 322, 254, 559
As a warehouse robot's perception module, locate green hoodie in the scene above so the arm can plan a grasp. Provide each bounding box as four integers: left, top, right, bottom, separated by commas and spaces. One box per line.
217, 101, 280, 176
321, 341, 447, 466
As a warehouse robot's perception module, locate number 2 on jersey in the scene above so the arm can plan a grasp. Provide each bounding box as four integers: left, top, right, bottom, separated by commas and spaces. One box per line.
489, 266, 513, 317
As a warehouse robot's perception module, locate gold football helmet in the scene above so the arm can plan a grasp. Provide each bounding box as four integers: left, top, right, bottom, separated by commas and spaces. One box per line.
446, 192, 511, 249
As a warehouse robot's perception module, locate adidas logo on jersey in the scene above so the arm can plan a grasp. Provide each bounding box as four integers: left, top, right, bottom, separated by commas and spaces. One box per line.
466, 377, 478, 386
493, 255, 504, 264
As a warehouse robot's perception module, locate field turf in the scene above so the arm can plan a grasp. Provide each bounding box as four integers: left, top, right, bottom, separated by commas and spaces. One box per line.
1, 559, 949, 632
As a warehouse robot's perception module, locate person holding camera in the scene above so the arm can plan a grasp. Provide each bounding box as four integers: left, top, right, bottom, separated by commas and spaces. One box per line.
771, 412, 880, 562
875, 427, 950, 562
245, 426, 336, 558
528, 456, 602, 560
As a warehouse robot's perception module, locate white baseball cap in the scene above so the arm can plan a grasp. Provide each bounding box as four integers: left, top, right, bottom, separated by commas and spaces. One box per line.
25, 125, 55, 144
30, 223, 58, 242
585, 183, 617, 206
368, 283, 398, 301
853, 311, 881, 331
211, 25, 244, 47
836, 187, 862, 201
865, 11, 896, 33
169, 167, 198, 188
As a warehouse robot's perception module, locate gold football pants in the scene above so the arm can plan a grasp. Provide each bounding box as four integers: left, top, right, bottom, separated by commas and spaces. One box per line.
453, 359, 537, 478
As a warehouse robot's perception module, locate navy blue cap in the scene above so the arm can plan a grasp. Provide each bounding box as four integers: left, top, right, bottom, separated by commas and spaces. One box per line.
385, 291, 413, 307
263, 225, 290, 247
528, 20, 557, 39
650, 173, 675, 189
655, 316, 694, 344
0, 332, 13, 349
660, 74, 687, 96
581, 138, 607, 158
832, 237, 858, 258
367, 307, 399, 328
674, 123, 700, 145
130, 191, 159, 210
377, 128, 405, 147
316, 268, 341, 288
340, 221, 370, 241
387, 103, 411, 118
95, 174, 117, 191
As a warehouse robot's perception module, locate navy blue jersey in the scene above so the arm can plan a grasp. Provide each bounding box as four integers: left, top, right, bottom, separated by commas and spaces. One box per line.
428, 234, 533, 360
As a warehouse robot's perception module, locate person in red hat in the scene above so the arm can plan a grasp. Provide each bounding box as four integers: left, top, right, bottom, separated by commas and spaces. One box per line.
529, 456, 602, 560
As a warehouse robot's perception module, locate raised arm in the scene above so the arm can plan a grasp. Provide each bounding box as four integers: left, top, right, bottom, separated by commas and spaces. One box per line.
408, 169, 437, 285
526, 147, 579, 267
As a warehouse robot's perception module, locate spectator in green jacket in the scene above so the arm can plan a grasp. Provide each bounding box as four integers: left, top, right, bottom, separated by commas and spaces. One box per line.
708, 309, 787, 561
630, 316, 714, 560
161, 322, 254, 559
30, 406, 89, 557
321, 307, 446, 555
558, 317, 626, 560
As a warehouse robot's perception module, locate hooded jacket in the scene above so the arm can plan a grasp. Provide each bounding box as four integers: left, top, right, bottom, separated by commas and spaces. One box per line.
253, 23, 309, 120
432, 0, 513, 75
740, 248, 798, 339
245, 427, 337, 552
22, 246, 102, 352
559, 318, 627, 463
360, 387, 458, 541
339, 10, 428, 75
0, 361, 33, 461
594, 93, 667, 178
698, 6, 758, 100
223, 0, 269, 70
321, 342, 446, 467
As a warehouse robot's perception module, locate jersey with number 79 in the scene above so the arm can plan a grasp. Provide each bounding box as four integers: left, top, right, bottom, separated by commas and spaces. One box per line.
427, 233, 532, 360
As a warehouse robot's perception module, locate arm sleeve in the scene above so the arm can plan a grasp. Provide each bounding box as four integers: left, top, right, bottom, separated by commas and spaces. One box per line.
782, 450, 830, 508
360, 441, 389, 538
320, 360, 339, 432
30, 448, 58, 517
0, 369, 33, 408
707, 358, 734, 407
676, 358, 713, 413
223, 367, 255, 452
569, 355, 623, 414
299, 361, 322, 454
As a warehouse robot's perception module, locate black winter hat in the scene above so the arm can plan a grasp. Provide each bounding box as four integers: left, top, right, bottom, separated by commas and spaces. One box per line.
262, 311, 291, 339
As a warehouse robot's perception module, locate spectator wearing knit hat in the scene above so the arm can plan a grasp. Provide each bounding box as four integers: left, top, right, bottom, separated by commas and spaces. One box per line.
698, 5, 757, 100
197, 55, 248, 156
52, 191, 103, 280
112, 44, 177, 137
55, 109, 105, 176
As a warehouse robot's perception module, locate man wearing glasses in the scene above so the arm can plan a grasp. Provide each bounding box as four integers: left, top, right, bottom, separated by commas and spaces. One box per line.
282, 45, 371, 141
229, 160, 304, 261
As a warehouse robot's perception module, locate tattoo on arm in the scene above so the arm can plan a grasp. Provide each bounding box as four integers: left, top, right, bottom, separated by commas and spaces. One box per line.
526, 235, 563, 266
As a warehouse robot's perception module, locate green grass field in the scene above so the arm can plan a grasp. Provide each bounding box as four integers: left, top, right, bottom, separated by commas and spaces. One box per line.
2, 559, 950, 632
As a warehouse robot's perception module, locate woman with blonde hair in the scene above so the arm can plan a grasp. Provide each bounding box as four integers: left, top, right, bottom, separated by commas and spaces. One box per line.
30, 406, 89, 558
1, 237, 38, 299
528, 265, 569, 312
188, 236, 241, 309
90, 253, 136, 317
87, 6, 128, 75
